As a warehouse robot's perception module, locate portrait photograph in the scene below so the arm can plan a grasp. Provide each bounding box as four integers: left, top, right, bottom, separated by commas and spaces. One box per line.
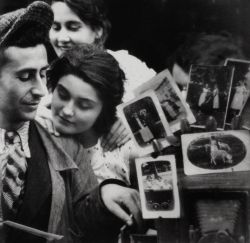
134, 69, 196, 133
117, 91, 172, 155
224, 58, 250, 125
186, 65, 234, 129
135, 155, 180, 219
182, 130, 250, 175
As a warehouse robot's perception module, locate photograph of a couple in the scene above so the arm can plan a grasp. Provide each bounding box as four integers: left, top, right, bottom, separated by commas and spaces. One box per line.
186, 65, 234, 129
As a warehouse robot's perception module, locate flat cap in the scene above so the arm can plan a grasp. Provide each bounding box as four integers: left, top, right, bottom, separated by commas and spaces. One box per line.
0, 1, 53, 47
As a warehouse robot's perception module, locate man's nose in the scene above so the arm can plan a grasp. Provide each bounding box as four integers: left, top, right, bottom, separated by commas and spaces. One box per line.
31, 76, 48, 98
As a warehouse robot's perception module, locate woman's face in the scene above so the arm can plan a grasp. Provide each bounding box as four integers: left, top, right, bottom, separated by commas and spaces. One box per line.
51, 74, 103, 134
50, 1, 102, 56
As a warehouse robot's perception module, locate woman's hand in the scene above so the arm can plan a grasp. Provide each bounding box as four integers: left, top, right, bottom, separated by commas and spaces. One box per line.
101, 118, 131, 152
35, 105, 60, 136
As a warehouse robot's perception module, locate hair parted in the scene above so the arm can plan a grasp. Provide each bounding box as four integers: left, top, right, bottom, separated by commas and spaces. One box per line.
51, 0, 111, 47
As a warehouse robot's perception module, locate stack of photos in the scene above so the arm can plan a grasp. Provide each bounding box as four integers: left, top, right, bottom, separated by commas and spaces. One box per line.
117, 90, 173, 155
186, 65, 234, 129
239, 96, 250, 130
134, 69, 195, 133
181, 130, 250, 175
135, 155, 180, 219
224, 58, 250, 125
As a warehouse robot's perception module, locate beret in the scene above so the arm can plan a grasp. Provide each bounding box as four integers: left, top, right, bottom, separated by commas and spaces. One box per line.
0, 1, 53, 47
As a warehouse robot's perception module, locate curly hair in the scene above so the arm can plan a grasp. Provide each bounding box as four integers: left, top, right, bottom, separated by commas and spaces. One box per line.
48, 43, 125, 135
50, 0, 111, 47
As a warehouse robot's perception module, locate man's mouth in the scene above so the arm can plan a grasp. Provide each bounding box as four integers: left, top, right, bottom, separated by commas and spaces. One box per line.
23, 101, 40, 106
56, 45, 72, 51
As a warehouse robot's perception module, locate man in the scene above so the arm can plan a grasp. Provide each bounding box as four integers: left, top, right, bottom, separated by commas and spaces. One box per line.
0, 2, 141, 242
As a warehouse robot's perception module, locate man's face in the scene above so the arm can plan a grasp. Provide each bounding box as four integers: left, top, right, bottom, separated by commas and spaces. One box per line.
0, 44, 48, 129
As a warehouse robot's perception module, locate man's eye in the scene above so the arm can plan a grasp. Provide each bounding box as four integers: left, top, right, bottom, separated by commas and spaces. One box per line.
17, 73, 31, 82
40, 70, 47, 79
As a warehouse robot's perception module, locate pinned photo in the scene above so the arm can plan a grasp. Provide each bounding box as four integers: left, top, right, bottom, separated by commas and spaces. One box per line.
182, 130, 250, 175
135, 155, 180, 219
134, 69, 195, 133
224, 58, 250, 125
186, 65, 234, 129
117, 90, 172, 155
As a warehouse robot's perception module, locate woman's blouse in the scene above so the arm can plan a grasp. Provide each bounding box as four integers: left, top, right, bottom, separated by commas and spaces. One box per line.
82, 139, 136, 185
107, 49, 156, 102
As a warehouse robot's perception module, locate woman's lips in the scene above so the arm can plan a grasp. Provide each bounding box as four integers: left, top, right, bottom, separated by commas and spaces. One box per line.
58, 115, 74, 124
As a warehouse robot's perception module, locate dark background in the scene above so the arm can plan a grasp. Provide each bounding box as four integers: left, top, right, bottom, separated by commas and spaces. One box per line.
1, 0, 250, 72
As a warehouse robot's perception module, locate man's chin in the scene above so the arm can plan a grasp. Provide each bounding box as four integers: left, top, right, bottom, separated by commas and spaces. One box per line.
21, 111, 37, 121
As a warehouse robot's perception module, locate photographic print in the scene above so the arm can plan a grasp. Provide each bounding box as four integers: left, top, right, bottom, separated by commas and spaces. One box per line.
224, 58, 250, 125
134, 69, 195, 133
186, 65, 234, 129
117, 90, 172, 155
135, 155, 180, 219
239, 96, 250, 130
182, 130, 250, 175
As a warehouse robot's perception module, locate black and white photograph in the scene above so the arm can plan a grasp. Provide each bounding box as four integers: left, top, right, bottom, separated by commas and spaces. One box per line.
2, 0, 250, 242
186, 65, 234, 129
182, 130, 250, 175
224, 58, 250, 124
134, 69, 196, 132
239, 96, 250, 130
135, 155, 180, 219
117, 91, 172, 155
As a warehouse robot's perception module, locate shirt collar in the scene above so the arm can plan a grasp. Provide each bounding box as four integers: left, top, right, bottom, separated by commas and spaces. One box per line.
0, 122, 31, 158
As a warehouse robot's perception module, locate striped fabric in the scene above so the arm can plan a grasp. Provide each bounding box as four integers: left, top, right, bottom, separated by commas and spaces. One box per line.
1, 131, 27, 217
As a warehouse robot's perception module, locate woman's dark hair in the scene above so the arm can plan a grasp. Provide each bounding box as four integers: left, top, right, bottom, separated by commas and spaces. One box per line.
48, 43, 125, 135
51, 0, 111, 47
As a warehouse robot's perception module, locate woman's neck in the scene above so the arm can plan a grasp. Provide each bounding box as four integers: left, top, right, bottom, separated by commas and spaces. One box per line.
75, 129, 99, 148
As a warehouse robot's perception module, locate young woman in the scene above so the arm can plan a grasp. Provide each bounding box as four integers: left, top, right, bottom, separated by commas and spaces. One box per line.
49, 0, 156, 102
46, 44, 136, 184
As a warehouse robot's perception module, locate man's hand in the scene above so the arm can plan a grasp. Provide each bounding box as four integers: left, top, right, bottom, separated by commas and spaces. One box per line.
101, 184, 142, 227
101, 119, 131, 152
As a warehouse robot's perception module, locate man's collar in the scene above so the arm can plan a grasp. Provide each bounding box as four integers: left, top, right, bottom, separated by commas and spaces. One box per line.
0, 121, 31, 158
35, 122, 78, 171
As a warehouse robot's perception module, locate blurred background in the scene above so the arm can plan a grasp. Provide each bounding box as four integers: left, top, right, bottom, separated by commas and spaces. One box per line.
1, 0, 250, 72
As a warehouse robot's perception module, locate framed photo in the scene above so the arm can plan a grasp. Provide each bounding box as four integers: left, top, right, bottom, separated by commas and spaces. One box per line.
224, 58, 250, 125
134, 69, 195, 133
239, 96, 250, 130
135, 155, 180, 219
182, 130, 250, 175
117, 90, 172, 155
186, 65, 234, 129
